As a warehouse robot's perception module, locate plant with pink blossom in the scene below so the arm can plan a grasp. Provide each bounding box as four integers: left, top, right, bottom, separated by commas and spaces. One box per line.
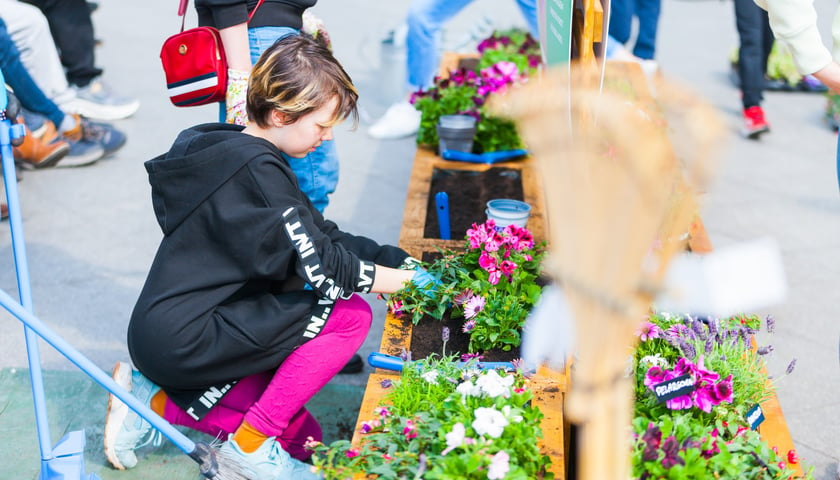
387, 219, 545, 353
411, 29, 540, 153
630, 311, 812, 478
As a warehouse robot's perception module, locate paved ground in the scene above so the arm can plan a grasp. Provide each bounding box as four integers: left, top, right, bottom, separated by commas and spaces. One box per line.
1, 0, 840, 478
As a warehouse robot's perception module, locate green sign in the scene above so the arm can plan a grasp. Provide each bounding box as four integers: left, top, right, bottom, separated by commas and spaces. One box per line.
540, 0, 574, 66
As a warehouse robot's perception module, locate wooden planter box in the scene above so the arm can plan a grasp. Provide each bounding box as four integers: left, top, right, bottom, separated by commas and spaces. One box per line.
351, 51, 565, 477
397, 146, 549, 258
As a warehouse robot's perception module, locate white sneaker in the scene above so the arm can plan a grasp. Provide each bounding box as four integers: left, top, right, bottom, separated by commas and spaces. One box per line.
368, 101, 421, 140
62, 77, 141, 121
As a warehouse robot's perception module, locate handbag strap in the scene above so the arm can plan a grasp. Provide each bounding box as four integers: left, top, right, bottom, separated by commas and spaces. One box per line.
177, 0, 267, 33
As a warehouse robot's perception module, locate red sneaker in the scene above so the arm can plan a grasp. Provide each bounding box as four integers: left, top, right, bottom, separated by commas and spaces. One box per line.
742, 106, 770, 139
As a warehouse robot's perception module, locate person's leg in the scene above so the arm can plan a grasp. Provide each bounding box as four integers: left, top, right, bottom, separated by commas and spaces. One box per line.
159, 295, 369, 460
406, 0, 474, 91
243, 295, 371, 442
160, 371, 322, 460
607, 0, 633, 47
0, 18, 64, 127
759, 9, 774, 77
734, 0, 765, 109
19, 0, 102, 87
0, 0, 76, 106
513, 0, 540, 39
836, 135, 840, 193
631, 0, 661, 60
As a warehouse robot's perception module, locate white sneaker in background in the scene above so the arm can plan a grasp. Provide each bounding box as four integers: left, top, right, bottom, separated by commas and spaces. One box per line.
368, 101, 421, 140
62, 77, 141, 121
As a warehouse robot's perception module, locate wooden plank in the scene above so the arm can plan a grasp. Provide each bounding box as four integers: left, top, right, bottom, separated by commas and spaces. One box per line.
759, 390, 804, 477
532, 366, 569, 478
350, 373, 398, 447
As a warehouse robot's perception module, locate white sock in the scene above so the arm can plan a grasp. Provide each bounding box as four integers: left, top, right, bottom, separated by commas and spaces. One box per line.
58, 114, 77, 133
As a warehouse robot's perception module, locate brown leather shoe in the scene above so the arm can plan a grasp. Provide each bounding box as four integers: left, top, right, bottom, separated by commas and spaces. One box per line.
13, 121, 70, 169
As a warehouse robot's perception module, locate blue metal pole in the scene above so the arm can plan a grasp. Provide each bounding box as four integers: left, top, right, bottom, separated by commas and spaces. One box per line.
0, 287, 199, 456
0, 86, 54, 461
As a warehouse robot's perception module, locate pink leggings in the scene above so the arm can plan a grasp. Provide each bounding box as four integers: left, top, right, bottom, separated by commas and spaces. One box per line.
161, 294, 371, 460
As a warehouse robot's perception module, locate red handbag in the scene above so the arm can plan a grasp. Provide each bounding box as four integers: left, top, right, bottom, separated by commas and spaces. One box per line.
160, 0, 262, 107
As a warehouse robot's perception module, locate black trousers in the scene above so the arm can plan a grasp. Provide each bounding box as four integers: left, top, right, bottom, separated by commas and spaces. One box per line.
734, 0, 774, 109
20, 0, 102, 87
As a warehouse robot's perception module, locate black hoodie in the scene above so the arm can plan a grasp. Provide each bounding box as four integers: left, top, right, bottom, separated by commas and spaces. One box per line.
128, 123, 408, 414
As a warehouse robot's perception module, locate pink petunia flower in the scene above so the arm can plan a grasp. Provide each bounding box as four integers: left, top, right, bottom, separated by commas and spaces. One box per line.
403, 420, 418, 440
478, 251, 497, 271
499, 260, 517, 276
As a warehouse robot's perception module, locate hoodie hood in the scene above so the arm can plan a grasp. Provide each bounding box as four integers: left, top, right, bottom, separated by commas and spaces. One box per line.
145, 123, 278, 234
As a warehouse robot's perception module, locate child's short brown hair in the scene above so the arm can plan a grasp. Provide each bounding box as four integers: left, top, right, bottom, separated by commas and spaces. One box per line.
247, 34, 359, 129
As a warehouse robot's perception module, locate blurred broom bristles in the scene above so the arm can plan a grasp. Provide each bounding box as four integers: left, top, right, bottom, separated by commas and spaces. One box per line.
488, 63, 724, 480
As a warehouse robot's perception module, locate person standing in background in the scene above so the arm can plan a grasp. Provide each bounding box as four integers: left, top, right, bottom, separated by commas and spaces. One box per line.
754, 0, 840, 189
607, 0, 661, 69
194, 0, 338, 215
734, 0, 774, 139
754, 0, 840, 94
367, 0, 539, 140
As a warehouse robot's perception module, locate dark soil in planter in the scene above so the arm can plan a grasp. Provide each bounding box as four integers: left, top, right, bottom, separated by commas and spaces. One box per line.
424, 167, 524, 240
408, 311, 521, 363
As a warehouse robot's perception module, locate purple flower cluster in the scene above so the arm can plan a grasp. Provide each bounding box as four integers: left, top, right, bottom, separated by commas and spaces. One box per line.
476, 31, 542, 69
644, 357, 734, 413
656, 315, 759, 360
638, 422, 720, 473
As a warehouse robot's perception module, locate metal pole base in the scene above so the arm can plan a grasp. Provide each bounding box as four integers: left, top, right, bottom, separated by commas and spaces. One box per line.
38, 430, 101, 480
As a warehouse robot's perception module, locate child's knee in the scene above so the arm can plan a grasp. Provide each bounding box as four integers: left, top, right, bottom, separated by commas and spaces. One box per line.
325, 294, 371, 335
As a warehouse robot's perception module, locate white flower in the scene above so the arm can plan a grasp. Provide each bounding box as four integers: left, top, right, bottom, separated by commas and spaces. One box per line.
487, 450, 511, 479
640, 353, 668, 368
472, 407, 509, 438
501, 405, 523, 423
456, 380, 481, 397
440, 422, 466, 455
421, 370, 439, 384
476, 369, 515, 398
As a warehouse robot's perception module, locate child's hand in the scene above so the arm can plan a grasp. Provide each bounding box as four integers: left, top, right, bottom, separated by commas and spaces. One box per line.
411, 267, 441, 292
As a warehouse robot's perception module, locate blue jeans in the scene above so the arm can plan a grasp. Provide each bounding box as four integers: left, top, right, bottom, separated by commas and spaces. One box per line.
405, 0, 539, 91
245, 26, 339, 213
0, 17, 64, 127
733, 0, 773, 108
608, 0, 661, 60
